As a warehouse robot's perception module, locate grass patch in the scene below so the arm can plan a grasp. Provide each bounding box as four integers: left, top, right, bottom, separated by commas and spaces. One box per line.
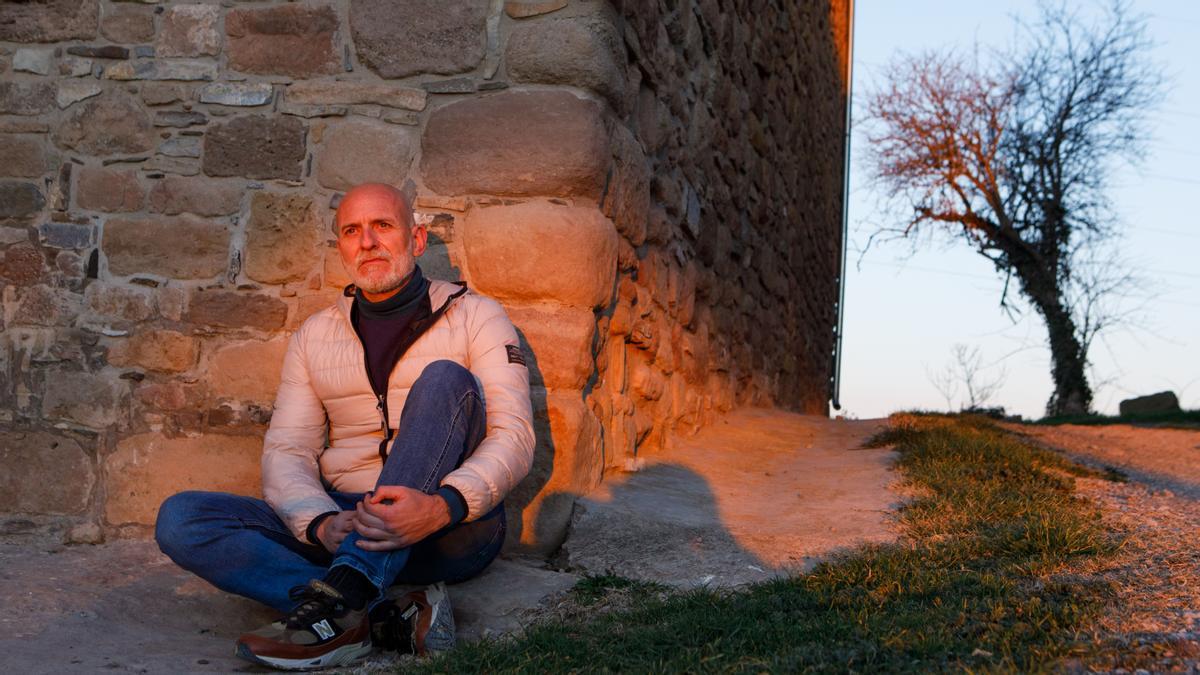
413, 413, 1116, 673
1036, 409, 1200, 429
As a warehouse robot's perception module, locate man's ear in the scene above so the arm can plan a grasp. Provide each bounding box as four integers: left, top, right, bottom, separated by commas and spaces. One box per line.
411, 223, 428, 257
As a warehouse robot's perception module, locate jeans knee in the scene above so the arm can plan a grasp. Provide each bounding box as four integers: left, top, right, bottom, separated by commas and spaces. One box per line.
414, 360, 476, 397
155, 490, 203, 558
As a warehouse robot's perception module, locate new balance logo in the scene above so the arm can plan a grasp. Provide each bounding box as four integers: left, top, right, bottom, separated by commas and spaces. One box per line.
311, 619, 335, 640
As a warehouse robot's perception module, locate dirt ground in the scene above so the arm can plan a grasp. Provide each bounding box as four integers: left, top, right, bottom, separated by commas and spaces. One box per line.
1012, 423, 1200, 673
0, 408, 898, 674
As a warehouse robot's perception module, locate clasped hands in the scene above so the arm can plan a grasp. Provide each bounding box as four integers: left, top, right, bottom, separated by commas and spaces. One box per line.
315, 485, 451, 553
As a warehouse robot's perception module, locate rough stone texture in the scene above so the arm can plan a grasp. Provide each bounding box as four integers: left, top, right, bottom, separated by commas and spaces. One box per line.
0, 431, 94, 514
285, 81, 426, 111
52, 89, 154, 156
197, 82, 273, 107
140, 83, 186, 106
107, 330, 200, 373
0, 135, 46, 178
202, 115, 306, 180
84, 282, 156, 323
156, 4, 221, 58
0, 0, 98, 43
0, 181, 45, 221
55, 80, 103, 109
422, 91, 609, 198
184, 289, 287, 331
11, 285, 79, 326
1119, 391, 1182, 417
463, 201, 617, 309
508, 305, 596, 389
350, 0, 488, 79
42, 369, 124, 428
317, 119, 417, 191
104, 434, 262, 526
104, 216, 230, 279
13, 48, 54, 75
38, 222, 95, 250
146, 176, 242, 216
511, 391, 601, 552
226, 5, 341, 78
208, 336, 288, 402
506, 10, 627, 110
99, 5, 155, 43
0, 244, 45, 285
105, 59, 217, 81
75, 167, 143, 213
243, 192, 322, 284
0, 81, 55, 116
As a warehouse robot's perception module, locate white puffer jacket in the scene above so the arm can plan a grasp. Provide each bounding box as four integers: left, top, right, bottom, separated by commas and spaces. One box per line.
261, 279, 535, 540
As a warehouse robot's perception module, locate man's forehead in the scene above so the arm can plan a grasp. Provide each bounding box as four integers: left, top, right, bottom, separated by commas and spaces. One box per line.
335, 185, 410, 223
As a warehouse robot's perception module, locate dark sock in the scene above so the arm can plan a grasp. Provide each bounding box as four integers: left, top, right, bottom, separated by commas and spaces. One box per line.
323, 566, 376, 611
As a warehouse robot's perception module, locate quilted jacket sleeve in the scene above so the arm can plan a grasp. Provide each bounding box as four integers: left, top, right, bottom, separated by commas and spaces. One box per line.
261, 324, 339, 540
440, 295, 535, 521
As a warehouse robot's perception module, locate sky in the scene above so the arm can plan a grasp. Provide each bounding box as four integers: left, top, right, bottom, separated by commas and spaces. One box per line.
839, 1, 1200, 420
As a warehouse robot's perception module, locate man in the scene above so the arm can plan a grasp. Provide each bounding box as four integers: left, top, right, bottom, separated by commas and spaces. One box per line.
155, 183, 535, 670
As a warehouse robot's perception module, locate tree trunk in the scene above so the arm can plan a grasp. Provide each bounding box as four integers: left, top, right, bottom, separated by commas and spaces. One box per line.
1031, 292, 1093, 416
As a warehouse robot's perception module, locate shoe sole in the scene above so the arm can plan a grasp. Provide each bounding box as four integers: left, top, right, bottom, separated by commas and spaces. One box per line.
235, 640, 373, 671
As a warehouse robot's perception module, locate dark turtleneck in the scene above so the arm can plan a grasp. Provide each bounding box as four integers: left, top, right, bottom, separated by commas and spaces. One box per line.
351, 265, 431, 395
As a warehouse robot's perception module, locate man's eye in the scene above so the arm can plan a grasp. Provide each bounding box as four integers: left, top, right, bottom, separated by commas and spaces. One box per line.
342, 227, 357, 236
376, 221, 393, 229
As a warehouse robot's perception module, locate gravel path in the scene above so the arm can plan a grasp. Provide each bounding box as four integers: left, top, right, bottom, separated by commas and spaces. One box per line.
1011, 423, 1200, 673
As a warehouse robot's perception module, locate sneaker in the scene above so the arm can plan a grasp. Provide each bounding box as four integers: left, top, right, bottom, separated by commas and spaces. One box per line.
235, 579, 373, 671
369, 582, 456, 657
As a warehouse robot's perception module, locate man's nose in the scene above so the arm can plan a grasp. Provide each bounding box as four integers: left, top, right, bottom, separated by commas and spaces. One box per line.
360, 225, 378, 248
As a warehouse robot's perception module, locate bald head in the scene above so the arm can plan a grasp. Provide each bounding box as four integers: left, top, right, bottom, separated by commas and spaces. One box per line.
335, 183, 414, 232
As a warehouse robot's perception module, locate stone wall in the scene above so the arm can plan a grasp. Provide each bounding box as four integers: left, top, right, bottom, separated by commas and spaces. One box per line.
0, 0, 850, 554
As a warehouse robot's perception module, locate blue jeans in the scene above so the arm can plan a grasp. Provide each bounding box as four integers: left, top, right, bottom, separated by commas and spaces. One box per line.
155, 360, 505, 613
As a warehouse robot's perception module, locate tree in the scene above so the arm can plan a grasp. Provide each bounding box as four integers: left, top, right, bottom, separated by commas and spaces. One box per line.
927, 344, 1008, 412
864, 1, 1161, 415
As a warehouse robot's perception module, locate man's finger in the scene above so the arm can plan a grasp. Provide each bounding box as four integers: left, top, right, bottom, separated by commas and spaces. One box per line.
353, 522, 394, 541
368, 485, 411, 504
353, 505, 388, 530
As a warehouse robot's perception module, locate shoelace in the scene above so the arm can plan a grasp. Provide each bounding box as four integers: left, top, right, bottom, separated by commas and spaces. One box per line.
285, 582, 342, 629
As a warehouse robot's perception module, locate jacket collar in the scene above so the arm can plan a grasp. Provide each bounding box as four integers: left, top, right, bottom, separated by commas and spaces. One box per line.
335, 278, 467, 323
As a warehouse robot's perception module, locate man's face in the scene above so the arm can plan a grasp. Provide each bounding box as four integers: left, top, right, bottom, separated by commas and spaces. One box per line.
334, 187, 427, 302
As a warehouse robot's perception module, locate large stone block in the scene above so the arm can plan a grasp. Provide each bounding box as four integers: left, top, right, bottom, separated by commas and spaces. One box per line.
507, 305, 596, 389
100, 4, 155, 43
317, 119, 417, 191
350, 0, 487, 79
0, 244, 47, 285
0, 0, 98, 43
104, 216, 230, 279
107, 329, 199, 373
11, 285, 79, 326
0, 135, 47, 178
0, 181, 45, 221
284, 81, 426, 111
512, 391, 602, 553
202, 115, 306, 180
463, 201, 617, 308
243, 192, 322, 284
506, 12, 627, 111
0, 431, 94, 515
157, 4, 221, 58
226, 4, 341, 78
106, 60, 217, 81
75, 167, 144, 213
52, 90, 154, 156
146, 176, 242, 217
1119, 391, 1182, 416
422, 91, 609, 198
42, 369, 124, 428
0, 82, 54, 117
209, 336, 288, 402
105, 433, 262, 526
84, 282, 156, 323
185, 289, 287, 331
